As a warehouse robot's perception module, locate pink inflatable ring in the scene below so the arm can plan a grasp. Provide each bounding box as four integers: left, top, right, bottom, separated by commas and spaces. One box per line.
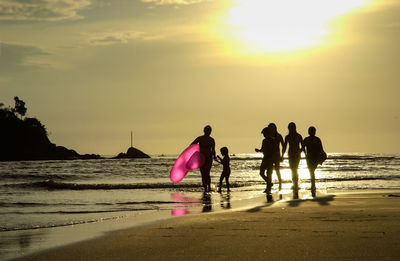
170, 144, 205, 183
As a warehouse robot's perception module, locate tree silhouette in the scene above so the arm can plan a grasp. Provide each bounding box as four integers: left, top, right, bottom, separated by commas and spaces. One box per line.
14, 96, 27, 119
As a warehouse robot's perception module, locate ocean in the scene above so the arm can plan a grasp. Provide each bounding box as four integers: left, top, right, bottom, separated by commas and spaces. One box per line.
1, 153, 399, 260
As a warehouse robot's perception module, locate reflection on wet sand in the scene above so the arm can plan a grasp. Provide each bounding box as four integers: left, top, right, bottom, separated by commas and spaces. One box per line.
170, 193, 202, 216
220, 193, 231, 209
171, 192, 234, 216
202, 193, 212, 213
0, 230, 47, 260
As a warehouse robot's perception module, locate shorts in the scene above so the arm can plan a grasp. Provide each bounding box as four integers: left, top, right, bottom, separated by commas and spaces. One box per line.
260, 157, 273, 171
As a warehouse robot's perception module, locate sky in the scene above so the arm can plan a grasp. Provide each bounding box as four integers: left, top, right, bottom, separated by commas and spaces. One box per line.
0, 0, 399, 155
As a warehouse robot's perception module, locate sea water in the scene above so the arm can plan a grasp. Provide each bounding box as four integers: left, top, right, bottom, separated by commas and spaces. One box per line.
1, 153, 399, 260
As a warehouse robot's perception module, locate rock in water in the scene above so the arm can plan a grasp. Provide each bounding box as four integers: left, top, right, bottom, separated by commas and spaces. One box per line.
114, 147, 150, 159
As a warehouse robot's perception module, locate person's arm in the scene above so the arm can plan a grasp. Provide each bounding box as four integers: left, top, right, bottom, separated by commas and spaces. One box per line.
255, 140, 264, 153
216, 156, 222, 164
212, 138, 217, 160
282, 136, 288, 158
279, 135, 284, 148
318, 137, 324, 151
303, 138, 308, 156
299, 135, 304, 156
191, 136, 199, 145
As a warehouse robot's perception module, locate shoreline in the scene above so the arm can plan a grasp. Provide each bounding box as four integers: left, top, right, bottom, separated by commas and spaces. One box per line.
10, 189, 400, 261
2, 187, 267, 261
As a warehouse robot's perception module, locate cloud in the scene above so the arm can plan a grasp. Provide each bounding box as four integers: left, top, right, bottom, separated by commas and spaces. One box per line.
87, 31, 161, 46
0, 42, 51, 73
141, 0, 205, 5
0, 0, 91, 21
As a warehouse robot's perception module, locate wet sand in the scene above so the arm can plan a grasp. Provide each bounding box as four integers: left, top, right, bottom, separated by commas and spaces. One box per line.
14, 191, 400, 261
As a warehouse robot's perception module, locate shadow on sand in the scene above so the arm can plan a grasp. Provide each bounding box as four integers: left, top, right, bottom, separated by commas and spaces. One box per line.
246, 188, 335, 213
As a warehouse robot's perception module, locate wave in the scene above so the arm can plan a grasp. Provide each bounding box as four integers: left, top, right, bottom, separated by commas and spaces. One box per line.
3, 180, 261, 190
3, 175, 400, 191
0, 200, 198, 210
4, 180, 204, 190
0, 173, 79, 181
327, 155, 398, 161
0, 215, 126, 232
0, 202, 88, 207
0, 207, 157, 216
231, 154, 399, 162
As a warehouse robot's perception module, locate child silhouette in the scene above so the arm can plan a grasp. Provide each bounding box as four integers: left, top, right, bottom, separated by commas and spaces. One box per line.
216, 147, 231, 193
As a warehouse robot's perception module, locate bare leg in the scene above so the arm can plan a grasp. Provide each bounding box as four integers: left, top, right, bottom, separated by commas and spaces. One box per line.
200, 159, 212, 192
218, 175, 223, 192
289, 157, 300, 197
260, 168, 269, 193
259, 168, 268, 182
310, 167, 316, 197
292, 168, 299, 199
200, 168, 208, 192
274, 162, 282, 190
266, 166, 273, 195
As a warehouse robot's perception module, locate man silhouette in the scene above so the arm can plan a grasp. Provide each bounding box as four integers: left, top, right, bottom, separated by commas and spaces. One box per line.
303, 126, 325, 196
192, 125, 216, 192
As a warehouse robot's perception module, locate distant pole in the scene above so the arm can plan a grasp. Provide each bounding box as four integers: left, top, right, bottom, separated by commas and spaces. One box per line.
131, 131, 133, 148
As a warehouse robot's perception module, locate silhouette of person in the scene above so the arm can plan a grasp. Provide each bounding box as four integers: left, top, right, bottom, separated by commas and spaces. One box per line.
216, 146, 231, 193
191, 125, 216, 192
303, 126, 324, 196
282, 122, 303, 197
268, 123, 284, 189
255, 127, 274, 194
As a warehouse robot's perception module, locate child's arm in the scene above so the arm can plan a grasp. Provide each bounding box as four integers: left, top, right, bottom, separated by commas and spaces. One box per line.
255, 139, 265, 153
215, 155, 222, 164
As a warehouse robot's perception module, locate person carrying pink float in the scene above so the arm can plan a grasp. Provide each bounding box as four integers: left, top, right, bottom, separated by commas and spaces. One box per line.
191, 125, 217, 192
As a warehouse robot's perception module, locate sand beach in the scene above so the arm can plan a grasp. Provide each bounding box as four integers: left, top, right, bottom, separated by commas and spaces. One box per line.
13, 190, 400, 261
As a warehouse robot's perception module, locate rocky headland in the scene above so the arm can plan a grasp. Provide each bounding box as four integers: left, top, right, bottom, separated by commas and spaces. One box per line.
0, 98, 101, 161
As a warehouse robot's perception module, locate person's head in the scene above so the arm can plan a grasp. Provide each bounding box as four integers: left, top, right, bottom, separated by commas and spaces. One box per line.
288, 122, 297, 134
268, 123, 277, 134
203, 125, 212, 136
308, 126, 316, 136
261, 127, 270, 138
220, 147, 228, 156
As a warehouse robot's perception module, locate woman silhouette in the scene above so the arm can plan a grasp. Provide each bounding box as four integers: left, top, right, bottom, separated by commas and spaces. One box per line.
282, 122, 303, 196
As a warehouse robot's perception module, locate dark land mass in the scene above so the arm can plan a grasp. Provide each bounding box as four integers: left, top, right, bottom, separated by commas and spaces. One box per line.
0, 105, 101, 161
114, 146, 150, 159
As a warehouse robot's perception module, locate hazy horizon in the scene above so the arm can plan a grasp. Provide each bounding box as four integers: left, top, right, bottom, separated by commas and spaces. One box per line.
1, 0, 399, 155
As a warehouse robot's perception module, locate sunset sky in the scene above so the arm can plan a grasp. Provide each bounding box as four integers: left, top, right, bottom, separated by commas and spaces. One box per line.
0, 0, 399, 155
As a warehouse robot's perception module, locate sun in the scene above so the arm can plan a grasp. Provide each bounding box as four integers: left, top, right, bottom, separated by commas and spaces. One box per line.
226, 0, 370, 53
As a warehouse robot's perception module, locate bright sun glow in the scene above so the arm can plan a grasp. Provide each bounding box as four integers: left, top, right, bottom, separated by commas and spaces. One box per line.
227, 0, 369, 53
